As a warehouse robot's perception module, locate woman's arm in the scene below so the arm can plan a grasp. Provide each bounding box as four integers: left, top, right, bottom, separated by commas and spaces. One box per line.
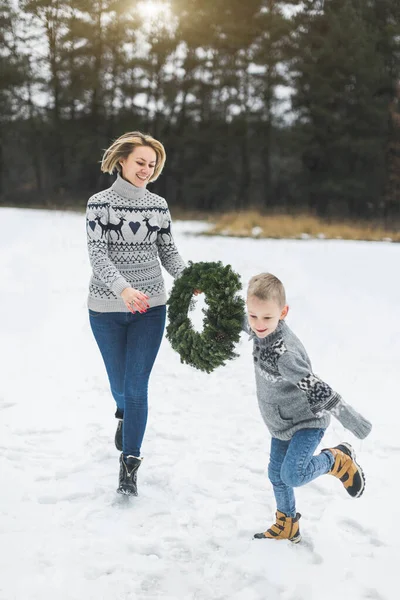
86, 198, 129, 295
156, 207, 186, 279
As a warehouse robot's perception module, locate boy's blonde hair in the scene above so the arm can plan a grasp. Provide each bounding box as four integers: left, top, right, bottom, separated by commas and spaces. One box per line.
247, 273, 286, 307
101, 131, 166, 182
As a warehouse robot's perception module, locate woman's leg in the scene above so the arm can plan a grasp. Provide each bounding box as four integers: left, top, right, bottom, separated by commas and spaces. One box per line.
268, 437, 296, 517
89, 311, 127, 414
123, 305, 166, 457
280, 428, 334, 489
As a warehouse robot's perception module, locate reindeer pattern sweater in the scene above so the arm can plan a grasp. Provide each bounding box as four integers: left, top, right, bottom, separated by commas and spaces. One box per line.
86, 174, 186, 312
244, 319, 336, 440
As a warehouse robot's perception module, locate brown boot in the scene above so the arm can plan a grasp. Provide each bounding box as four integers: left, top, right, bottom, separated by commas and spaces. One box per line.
324, 442, 366, 498
254, 511, 301, 543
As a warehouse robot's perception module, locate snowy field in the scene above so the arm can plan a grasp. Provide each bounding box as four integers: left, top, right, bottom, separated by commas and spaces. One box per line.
1, 206, 399, 600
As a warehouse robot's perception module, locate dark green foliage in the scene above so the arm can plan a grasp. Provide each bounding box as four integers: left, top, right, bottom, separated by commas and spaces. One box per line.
290, 0, 400, 219
1, 0, 399, 222
166, 262, 245, 373
0, 1, 30, 195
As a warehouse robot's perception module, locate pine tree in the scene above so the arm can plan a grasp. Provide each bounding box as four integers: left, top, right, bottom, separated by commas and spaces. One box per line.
20, 0, 71, 189
252, 1, 298, 209
291, 0, 390, 219
0, 0, 28, 195
368, 0, 400, 222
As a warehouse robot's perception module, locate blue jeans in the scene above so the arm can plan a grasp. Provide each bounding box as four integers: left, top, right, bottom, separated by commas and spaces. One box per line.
268, 428, 334, 517
89, 306, 166, 457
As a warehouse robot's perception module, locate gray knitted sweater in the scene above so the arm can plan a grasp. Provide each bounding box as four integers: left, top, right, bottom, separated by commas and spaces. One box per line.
244, 319, 341, 440
86, 174, 186, 312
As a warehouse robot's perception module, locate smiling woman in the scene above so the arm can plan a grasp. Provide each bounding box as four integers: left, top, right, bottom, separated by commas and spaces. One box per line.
86, 130, 188, 496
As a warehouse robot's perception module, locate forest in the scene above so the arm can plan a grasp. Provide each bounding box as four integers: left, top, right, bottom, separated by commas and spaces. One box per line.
0, 0, 399, 223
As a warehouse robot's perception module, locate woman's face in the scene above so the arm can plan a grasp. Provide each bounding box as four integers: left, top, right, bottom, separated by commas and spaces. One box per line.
119, 145, 157, 187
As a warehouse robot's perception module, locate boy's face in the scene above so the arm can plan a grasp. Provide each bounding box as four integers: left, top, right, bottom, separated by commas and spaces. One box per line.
247, 295, 288, 339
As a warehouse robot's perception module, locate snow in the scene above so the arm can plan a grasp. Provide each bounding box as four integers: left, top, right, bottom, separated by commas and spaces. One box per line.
0, 206, 398, 600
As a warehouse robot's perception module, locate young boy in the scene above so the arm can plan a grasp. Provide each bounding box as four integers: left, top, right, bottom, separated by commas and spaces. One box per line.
244, 273, 372, 544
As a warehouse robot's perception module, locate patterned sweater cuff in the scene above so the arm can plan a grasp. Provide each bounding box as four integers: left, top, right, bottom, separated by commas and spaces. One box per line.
312, 392, 342, 414
174, 265, 187, 280
111, 277, 130, 296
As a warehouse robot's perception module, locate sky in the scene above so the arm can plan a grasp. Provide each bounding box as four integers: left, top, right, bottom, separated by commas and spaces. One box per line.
0, 207, 398, 600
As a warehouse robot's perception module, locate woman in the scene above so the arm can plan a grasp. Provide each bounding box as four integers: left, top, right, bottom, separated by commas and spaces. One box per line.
86, 131, 188, 496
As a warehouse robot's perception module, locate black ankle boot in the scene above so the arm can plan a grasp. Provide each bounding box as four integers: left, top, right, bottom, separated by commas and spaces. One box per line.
115, 420, 123, 451
117, 454, 142, 496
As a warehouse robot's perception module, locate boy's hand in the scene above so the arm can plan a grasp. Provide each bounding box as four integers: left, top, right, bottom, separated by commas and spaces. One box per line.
332, 400, 372, 439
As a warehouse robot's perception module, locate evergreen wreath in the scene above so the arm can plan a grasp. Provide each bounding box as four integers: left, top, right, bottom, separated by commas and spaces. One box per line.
166, 261, 245, 373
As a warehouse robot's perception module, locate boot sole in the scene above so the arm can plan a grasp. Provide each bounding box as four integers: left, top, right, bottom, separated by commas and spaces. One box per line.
254, 533, 302, 543
338, 442, 366, 499
116, 486, 138, 496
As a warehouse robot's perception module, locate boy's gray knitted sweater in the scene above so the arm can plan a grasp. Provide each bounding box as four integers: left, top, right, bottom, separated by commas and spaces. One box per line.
86, 174, 185, 312
245, 319, 341, 440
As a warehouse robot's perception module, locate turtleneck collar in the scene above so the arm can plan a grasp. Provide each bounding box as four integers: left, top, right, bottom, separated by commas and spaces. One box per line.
111, 173, 147, 200
249, 319, 287, 346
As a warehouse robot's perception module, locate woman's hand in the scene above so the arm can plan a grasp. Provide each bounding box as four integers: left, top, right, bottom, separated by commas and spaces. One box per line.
121, 287, 150, 313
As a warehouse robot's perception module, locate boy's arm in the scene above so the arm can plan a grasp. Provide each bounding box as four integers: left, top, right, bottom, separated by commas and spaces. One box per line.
329, 399, 372, 439
277, 351, 372, 439
277, 350, 341, 413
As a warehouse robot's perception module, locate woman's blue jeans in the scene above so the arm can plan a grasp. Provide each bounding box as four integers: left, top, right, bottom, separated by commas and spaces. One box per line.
268, 428, 334, 517
89, 306, 166, 457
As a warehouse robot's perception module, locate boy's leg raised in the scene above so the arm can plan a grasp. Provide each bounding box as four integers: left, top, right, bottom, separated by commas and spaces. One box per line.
279, 428, 331, 489
322, 442, 366, 498
280, 429, 366, 497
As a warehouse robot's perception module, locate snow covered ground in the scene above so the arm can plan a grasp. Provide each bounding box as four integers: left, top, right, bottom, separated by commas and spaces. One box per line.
1, 206, 398, 600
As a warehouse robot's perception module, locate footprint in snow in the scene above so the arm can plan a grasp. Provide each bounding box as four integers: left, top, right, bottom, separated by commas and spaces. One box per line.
212, 513, 237, 531
0, 401, 16, 410
339, 518, 385, 547
290, 536, 323, 565
37, 491, 97, 504
362, 588, 387, 600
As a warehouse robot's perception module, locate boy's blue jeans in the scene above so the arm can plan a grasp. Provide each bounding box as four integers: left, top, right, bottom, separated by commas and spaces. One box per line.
268, 428, 334, 517
89, 306, 166, 457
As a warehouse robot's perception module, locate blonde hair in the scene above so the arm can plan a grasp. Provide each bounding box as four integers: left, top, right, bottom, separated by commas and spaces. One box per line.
101, 131, 166, 182
247, 273, 286, 307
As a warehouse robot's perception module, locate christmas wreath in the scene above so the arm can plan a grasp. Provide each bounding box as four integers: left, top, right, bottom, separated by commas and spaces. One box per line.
166, 261, 245, 373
